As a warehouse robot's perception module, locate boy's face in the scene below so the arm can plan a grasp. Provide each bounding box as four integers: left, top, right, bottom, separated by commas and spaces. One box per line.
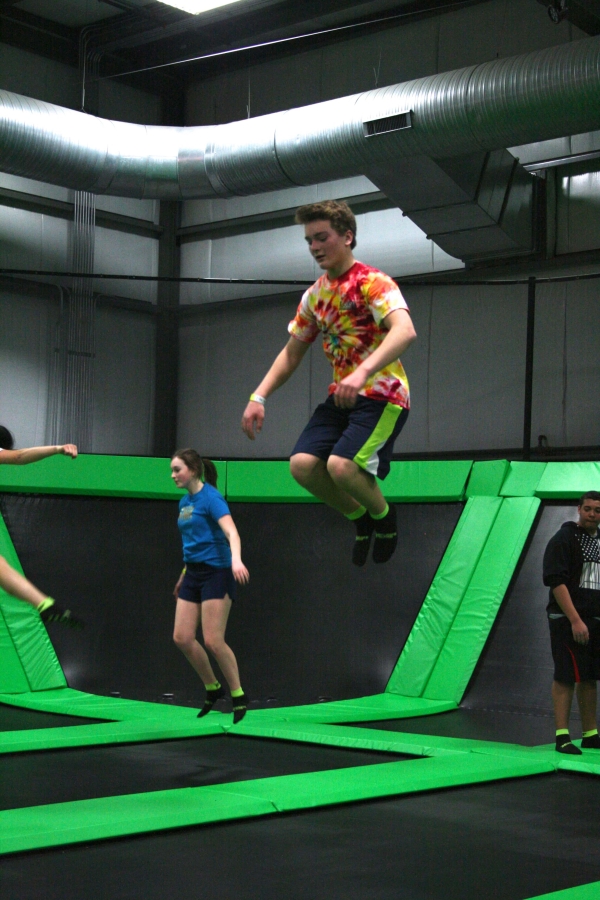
303, 219, 353, 275
578, 499, 600, 534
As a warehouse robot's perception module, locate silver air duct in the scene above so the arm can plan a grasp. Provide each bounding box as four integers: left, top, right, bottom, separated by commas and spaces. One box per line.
1, 36, 600, 201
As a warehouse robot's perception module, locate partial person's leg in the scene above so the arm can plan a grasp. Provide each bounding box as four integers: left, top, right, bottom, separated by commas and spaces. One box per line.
326, 456, 386, 515
577, 680, 600, 747
0, 555, 82, 628
290, 453, 360, 515
290, 398, 359, 514
0, 555, 48, 607
327, 401, 408, 565
173, 598, 218, 684
552, 679, 574, 730
201, 597, 240, 691
202, 597, 247, 723
552, 679, 582, 754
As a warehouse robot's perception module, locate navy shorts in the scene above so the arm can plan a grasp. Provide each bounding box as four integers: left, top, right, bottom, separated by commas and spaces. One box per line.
549, 616, 600, 683
179, 562, 236, 603
291, 394, 409, 480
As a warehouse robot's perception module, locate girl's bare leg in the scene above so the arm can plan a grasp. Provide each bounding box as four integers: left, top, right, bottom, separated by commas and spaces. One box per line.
173, 598, 217, 685
202, 597, 241, 692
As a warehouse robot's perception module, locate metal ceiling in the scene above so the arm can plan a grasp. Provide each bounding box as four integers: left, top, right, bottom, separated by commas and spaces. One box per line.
0, 0, 489, 110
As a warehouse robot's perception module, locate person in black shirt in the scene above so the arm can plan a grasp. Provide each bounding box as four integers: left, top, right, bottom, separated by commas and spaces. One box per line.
543, 491, 600, 754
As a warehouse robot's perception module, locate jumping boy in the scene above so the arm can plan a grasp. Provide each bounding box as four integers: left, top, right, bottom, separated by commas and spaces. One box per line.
241, 200, 416, 565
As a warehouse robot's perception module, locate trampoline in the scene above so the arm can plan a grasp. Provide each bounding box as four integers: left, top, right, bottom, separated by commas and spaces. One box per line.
1, 456, 600, 900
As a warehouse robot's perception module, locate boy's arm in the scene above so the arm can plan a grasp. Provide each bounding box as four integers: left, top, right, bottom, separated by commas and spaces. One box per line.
0, 444, 78, 465
333, 308, 416, 409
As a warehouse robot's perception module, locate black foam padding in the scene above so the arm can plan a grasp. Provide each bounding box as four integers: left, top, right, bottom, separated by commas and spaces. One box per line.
3, 773, 600, 899
463, 502, 576, 717
0, 735, 413, 811
0, 703, 107, 732
342, 707, 554, 746
0, 495, 462, 706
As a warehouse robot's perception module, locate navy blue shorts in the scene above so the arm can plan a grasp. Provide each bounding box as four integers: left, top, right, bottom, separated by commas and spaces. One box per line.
549, 616, 600, 683
291, 394, 409, 480
179, 562, 236, 603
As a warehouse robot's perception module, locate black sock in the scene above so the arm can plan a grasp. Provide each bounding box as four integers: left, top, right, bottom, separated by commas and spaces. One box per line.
351, 510, 375, 567
197, 683, 224, 718
555, 734, 582, 755
372, 503, 398, 564
232, 691, 248, 724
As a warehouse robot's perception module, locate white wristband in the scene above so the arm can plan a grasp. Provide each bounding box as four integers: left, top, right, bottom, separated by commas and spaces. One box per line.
250, 393, 266, 404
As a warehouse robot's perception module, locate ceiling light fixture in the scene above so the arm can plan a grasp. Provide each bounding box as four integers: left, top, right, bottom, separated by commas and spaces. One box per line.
156, 0, 247, 14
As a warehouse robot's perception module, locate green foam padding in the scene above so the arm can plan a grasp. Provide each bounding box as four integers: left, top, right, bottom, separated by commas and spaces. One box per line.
423, 497, 541, 702
0, 608, 30, 693
246, 694, 457, 724
524, 883, 600, 900
0, 511, 65, 692
226, 459, 472, 502
0, 752, 553, 855
500, 461, 547, 497
226, 461, 316, 502
536, 462, 600, 499
380, 460, 472, 501
386, 497, 502, 698
465, 459, 509, 497
0, 455, 226, 499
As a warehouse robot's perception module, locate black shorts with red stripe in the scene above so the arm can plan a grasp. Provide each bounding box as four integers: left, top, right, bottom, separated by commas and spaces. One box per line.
549, 615, 600, 683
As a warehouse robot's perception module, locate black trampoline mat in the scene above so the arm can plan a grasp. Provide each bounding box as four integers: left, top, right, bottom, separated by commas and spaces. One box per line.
343, 707, 556, 746
0, 735, 414, 811
3, 772, 600, 900
0, 703, 109, 732
0, 494, 462, 706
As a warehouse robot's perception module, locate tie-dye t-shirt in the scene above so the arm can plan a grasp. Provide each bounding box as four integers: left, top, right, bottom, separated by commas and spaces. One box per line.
288, 261, 410, 408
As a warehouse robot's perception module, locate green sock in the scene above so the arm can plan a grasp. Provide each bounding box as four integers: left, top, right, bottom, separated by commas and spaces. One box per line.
346, 506, 367, 521
205, 680, 221, 691
371, 503, 390, 521
231, 687, 245, 698
583, 729, 598, 738
37, 597, 55, 614
556, 728, 570, 737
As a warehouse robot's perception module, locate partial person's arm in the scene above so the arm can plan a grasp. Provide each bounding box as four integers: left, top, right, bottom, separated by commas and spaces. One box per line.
0, 444, 78, 465
333, 308, 417, 408
241, 336, 311, 439
218, 514, 250, 584
552, 584, 589, 644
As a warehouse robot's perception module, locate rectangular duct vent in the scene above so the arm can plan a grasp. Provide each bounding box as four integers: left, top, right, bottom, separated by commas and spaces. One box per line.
363, 111, 412, 137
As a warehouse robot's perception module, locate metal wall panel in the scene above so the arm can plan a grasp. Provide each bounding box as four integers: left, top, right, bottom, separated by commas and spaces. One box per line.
92, 306, 155, 455
177, 295, 315, 457
0, 42, 79, 109
427, 284, 527, 451
556, 162, 600, 254
0, 288, 51, 447
530, 282, 568, 449
94, 226, 158, 303
0, 206, 69, 271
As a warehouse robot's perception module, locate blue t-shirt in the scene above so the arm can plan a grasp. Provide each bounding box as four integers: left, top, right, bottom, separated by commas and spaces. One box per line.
177, 483, 232, 568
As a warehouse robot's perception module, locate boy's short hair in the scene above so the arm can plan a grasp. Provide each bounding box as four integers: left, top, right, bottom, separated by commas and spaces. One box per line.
578, 491, 600, 506
295, 200, 357, 249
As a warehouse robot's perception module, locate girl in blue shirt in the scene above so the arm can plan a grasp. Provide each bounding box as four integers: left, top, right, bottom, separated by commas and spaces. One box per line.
171, 448, 249, 723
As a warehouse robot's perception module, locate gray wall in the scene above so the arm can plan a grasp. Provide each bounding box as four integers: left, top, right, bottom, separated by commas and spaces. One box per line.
177, 278, 600, 457
0, 285, 156, 454
0, 43, 160, 453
